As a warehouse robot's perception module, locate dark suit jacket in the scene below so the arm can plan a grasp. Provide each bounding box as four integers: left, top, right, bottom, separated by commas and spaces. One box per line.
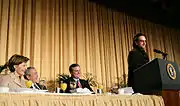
127, 46, 149, 87
64, 77, 93, 93
30, 83, 47, 90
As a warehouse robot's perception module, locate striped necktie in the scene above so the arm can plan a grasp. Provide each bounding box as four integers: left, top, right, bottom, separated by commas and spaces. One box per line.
34, 83, 41, 90
77, 80, 82, 88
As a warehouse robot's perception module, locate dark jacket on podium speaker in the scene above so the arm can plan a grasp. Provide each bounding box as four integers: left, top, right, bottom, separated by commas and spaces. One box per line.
127, 33, 149, 88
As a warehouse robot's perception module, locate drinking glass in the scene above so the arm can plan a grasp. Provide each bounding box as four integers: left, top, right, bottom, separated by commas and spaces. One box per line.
70, 81, 77, 90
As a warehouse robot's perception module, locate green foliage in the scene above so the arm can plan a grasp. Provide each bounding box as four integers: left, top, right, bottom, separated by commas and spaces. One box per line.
56, 73, 70, 83
117, 74, 128, 88
110, 74, 128, 93
82, 72, 98, 87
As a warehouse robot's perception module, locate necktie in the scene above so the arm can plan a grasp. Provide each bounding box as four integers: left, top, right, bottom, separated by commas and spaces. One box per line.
77, 80, 82, 88
34, 83, 41, 90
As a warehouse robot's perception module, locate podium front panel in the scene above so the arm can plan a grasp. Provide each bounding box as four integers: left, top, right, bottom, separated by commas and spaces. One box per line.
133, 58, 180, 94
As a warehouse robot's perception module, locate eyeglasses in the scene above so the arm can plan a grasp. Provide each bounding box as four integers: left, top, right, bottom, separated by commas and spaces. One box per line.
138, 40, 146, 42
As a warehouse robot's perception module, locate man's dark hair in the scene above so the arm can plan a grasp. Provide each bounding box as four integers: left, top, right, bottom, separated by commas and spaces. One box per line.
132, 33, 146, 48
69, 64, 80, 73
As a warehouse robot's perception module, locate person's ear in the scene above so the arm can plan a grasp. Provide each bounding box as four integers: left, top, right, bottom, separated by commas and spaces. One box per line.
135, 41, 138, 45
26, 75, 31, 80
14, 65, 17, 69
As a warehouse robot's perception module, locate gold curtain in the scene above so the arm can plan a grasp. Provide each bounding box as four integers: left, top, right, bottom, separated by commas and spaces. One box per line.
0, 0, 180, 90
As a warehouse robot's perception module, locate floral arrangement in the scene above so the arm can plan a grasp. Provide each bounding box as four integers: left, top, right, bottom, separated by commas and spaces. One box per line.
56, 72, 99, 87
110, 74, 128, 94
117, 74, 128, 88
82, 72, 99, 87
56, 73, 70, 84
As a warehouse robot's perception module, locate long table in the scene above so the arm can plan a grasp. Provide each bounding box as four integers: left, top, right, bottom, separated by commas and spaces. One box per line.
0, 93, 164, 106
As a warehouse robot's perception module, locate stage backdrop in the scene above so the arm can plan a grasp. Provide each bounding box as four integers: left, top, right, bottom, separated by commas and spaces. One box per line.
0, 0, 180, 90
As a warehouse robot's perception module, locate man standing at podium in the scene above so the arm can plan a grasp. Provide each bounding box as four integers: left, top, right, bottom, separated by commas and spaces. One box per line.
127, 33, 149, 87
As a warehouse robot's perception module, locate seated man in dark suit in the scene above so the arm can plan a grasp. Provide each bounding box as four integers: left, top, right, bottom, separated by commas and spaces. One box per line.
65, 64, 93, 93
24, 67, 47, 90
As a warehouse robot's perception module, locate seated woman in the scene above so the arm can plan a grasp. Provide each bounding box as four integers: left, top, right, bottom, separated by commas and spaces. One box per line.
0, 54, 29, 89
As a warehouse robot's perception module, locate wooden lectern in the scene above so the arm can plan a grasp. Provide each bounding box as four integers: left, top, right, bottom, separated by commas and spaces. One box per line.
133, 58, 180, 106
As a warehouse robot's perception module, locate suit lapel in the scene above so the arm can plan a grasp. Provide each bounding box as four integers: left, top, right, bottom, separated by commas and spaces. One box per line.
70, 77, 75, 81
10, 73, 24, 87
79, 79, 84, 88
70, 77, 83, 88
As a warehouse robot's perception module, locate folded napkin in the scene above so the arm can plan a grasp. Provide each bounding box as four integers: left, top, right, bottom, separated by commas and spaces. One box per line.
70, 88, 92, 93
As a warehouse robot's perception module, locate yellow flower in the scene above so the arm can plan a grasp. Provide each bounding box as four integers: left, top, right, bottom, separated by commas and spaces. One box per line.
25, 81, 33, 88
98, 85, 103, 89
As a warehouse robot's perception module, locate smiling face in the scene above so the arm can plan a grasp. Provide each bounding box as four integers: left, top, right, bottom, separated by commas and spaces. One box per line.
15, 62, 27, 76
135, 35, 146, 49
70, 66, 81, 79
27, 68, 39, 83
